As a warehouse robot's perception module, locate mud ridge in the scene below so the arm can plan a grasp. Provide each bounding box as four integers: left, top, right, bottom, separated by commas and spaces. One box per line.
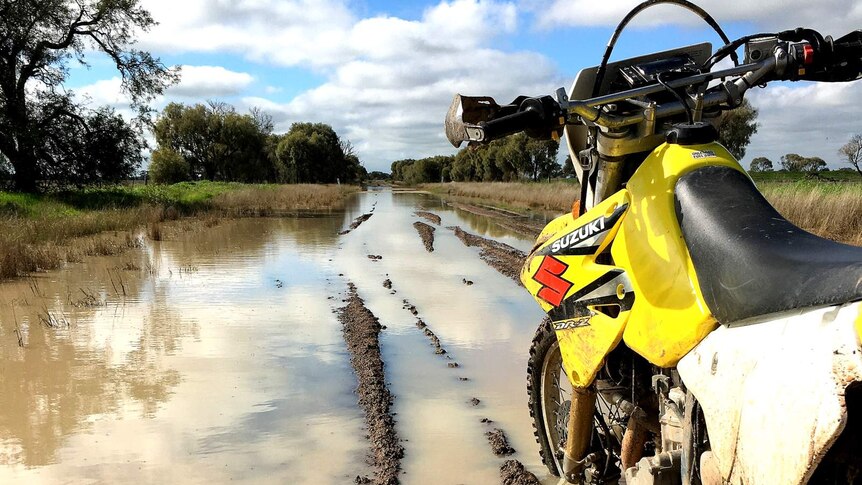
449, 226, 526, 284
500, 460, 541, 485
401, 299, 449, 356
449, 203, 543, 238
414, 211, 442, 225
340, 213, 374, 235
485, 428, 516, 456
412, 222, 435, 252
339, 283, 404, 485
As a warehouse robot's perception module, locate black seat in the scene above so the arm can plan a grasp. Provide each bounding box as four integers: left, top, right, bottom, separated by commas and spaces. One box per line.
674, 165, 862, 324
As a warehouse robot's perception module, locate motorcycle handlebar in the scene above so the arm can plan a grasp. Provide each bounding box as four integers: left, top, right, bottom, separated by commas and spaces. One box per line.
447, 28, 862, 144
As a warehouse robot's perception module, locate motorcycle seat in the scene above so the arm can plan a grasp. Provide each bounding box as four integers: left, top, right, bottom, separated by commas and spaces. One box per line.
674, 165, 862, 324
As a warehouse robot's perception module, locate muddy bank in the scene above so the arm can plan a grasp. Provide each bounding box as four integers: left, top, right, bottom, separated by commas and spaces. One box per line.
449, 202, 543, 238
340, 213, 374, 235
500, 460, 541, 485
414, 211, 442, 225
412, 222, 435, 252
450, 226, 526, 284
339, 283, 404, 485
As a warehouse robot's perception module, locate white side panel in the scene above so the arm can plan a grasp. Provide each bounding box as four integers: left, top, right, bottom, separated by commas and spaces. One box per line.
677, 302, 862, 484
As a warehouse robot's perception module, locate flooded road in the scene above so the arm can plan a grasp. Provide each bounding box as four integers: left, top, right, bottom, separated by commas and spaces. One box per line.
0, 189, 555, 484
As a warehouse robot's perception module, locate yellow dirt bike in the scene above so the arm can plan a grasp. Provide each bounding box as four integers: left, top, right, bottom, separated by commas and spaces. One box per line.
445, 1, 862, 483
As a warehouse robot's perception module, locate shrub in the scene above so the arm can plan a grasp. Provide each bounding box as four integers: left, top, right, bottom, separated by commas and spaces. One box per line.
149, 148, 190, 184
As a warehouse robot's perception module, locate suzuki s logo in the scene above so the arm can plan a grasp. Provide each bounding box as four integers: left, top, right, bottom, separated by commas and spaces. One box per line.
533, 256, 572, 307
550, 218, 606, 253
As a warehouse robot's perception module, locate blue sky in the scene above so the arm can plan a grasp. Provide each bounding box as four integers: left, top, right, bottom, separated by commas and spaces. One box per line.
67, 0, 862, 173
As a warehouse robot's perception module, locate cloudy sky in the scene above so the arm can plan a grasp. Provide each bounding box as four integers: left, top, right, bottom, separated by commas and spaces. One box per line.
68, 0, 862, 172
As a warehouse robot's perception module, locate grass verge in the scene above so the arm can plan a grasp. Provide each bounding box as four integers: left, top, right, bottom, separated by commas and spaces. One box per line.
0, 182, 358, 280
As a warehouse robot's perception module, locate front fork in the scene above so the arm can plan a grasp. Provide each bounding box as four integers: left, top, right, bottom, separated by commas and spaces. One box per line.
562, 389, 596, 481
561, 387, 650, 483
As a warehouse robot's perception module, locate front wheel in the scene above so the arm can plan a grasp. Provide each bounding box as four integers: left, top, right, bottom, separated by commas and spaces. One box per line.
526, 319, 625, 483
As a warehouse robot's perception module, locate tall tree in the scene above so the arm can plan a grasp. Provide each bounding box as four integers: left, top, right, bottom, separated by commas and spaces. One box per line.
0, 0, 179, 191
276, 122, 348, 183
718, 99, 758, 160
749, 157, 774, 172
839, 133, 862, 176
780, 153, 827, 173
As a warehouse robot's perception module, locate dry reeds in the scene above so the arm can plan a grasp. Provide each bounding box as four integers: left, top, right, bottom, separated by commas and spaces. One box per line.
422, 182, 580, 212
761, 183, 862, 245
148, 223, 162, 241
0, 183, 358, 282
210, 184, 356, 215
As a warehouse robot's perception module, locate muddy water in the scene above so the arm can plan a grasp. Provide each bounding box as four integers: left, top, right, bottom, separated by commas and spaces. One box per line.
0, 189, 557, 484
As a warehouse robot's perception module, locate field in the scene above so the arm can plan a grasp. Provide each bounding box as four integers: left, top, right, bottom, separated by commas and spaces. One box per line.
0, 182, 357, 279
424, 176, 862, 245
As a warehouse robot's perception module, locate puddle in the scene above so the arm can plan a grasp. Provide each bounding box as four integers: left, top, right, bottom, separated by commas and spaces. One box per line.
0, 189, 559, 484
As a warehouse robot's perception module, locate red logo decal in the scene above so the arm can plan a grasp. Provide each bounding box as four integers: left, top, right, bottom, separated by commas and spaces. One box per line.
533, 256, 572, 306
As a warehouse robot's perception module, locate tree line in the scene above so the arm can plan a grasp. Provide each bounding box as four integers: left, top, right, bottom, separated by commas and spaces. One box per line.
391, 133, 567, 184
149, 102, 365, 184
749, 134, 862, 175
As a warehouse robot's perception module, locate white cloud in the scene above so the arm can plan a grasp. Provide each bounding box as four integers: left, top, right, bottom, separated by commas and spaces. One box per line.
75, 77, 128, 108
125, 0, 550, 171
168, 65, 254, 98
530, 0, 862, 34
139, 0, 355, 67
745, 81, 862, 168
234, 1, 556, 170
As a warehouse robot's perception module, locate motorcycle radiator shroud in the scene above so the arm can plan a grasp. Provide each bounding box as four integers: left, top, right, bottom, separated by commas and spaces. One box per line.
520, 139, 745, 387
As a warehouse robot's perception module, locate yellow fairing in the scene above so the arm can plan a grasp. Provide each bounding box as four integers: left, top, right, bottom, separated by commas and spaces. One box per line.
614, 142, 747, 367
522, 140, 751, 388
855, 306, 862, 343
522, 191, 632, 387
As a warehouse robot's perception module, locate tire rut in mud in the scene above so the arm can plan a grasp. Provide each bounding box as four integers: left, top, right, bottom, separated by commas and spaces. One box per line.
413, 222, 435, 252
340, 213, 374, 235
449, 226, 526, 284
339, 283, 404, 485
391, 279, 530, 484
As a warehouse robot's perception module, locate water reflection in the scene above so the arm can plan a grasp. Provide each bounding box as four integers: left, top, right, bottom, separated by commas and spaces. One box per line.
0, 209, 370, 483
0, 189, 553, 483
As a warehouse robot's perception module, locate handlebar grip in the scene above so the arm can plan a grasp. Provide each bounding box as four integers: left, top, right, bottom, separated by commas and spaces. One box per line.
480, 109, 542, 141
479, 96, 565, 143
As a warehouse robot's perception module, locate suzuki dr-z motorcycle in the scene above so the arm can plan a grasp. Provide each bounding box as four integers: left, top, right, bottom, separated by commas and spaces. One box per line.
445, 1, 862, 484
